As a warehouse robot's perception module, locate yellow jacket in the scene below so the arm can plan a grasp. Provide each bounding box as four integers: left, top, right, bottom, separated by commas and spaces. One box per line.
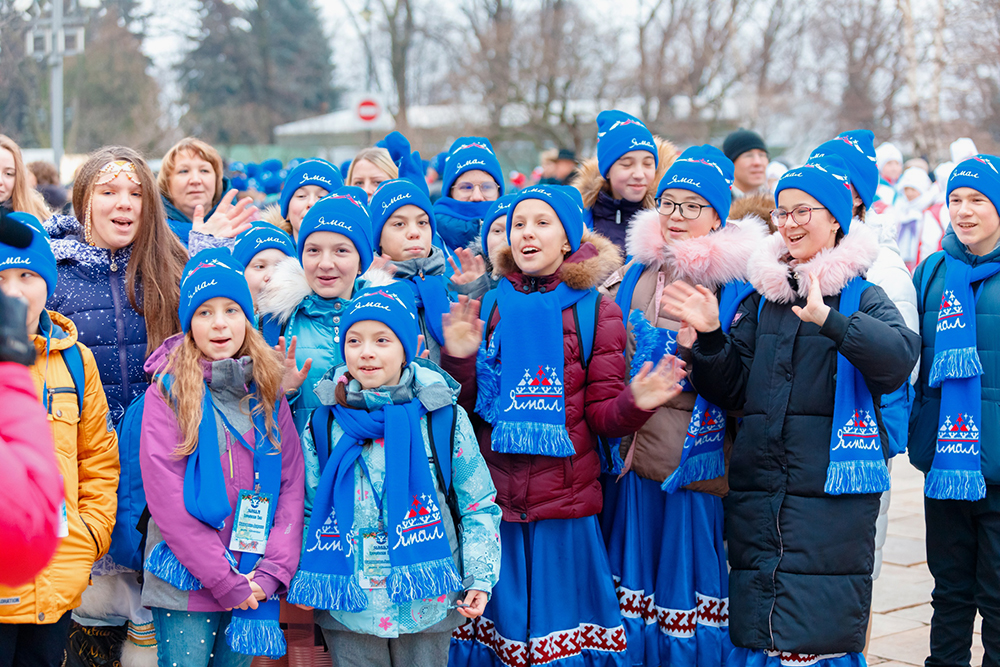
0, 311, 120, 624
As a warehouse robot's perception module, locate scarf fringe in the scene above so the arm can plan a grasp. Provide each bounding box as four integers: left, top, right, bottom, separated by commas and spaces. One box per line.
286, 569, 368, 612
928, 347, 984, 387
474, 343, 501, 424
225, 615, 286, 659
924, 467, 987, 501
661, 449, 725, 494
490, 420, 576, 457
144, 542, 202, 591
824, 459, 891, 495
387, 557, 463, 604
629, 309, 667, 381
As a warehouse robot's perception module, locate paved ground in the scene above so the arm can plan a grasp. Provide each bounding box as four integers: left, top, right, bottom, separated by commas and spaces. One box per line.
868, 460, 985, 667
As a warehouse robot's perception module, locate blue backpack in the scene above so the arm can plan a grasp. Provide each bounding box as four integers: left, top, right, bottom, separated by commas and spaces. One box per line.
107, 392, 150, 571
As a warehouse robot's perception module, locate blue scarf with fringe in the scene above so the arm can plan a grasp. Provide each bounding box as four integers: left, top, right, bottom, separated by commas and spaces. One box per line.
479, 278, 590, 457
144, 382, 286, 658
824, 276, 891, 495
288, 399, 462, 611
394, 252, 451, 347
924, 253, 1000, 500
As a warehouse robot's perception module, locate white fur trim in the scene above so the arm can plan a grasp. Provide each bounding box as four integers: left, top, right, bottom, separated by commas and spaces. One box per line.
748, 222, 880, 303
359, 265, 396, 288
625, 209, 768, 288
256, 257, 311, 324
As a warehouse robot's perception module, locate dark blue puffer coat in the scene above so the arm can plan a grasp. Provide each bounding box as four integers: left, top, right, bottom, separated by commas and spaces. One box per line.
43, 215, 149, 425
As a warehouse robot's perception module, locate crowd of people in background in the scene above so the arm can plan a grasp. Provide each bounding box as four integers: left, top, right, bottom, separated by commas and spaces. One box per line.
0, 113, 996, 667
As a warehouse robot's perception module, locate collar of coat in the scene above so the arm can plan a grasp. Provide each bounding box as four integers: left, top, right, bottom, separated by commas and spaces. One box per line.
493, 228, 623, 291
749, 220, 879, 303
624, 208, 769, 290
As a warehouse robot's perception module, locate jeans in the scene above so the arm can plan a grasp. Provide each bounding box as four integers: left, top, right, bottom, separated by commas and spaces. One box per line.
0, 612, 72, 667
151, 608, 253, 667
925, 486, 1000, 667
319, 628, 451, 667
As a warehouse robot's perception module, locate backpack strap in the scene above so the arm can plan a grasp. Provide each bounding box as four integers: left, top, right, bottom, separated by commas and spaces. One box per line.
573, 289, 601, 369
427, 404, 463, 576
613, 262, 645, 325
478, 289, 499, 343
61, 342, 86, 414
919, 252, 946, 313
311, 405, 335, 472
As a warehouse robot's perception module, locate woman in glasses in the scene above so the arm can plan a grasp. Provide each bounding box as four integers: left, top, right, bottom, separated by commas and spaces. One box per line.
662, 155, 919, 667
573, 110, 672, 258
601, 145, 768, 667
432, 136, 504, 254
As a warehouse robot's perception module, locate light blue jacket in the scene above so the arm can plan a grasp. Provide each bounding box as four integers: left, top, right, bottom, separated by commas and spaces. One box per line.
305, 360, 502, 637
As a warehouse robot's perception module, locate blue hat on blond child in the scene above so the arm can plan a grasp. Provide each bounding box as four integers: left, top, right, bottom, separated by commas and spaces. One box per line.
179, 249, 256, 332
231, 222, 296, 268
441, 137, 505, 197
369, 179, 436, 253
775, 154, 855, 231
809, 130, 878, 209
296, 187, 375, 272
948, 155, 1000, 214
0, 212, 57, 299
279, 159, 344, 219
596, 110, 658, 178
482, 194, 518, 254
339, 282, 420, 365
506, 185, 585, 252
657, 145, 735, 224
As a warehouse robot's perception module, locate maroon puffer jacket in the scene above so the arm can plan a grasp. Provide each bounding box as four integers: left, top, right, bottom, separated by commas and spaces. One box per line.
442, 232, 654, 523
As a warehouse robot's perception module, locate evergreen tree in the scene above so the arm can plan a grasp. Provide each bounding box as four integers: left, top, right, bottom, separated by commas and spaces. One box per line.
178, 0, 338, 145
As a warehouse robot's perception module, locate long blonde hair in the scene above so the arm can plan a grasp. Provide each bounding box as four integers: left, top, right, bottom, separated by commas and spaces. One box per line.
0, 135, 51, 221
74, 146, 188, 355
347, 148, 398, 184
157, 323, 286, 458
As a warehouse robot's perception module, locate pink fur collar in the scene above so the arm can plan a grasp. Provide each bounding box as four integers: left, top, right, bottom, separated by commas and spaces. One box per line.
748, 223, 880, 303
624, 208, 769, 289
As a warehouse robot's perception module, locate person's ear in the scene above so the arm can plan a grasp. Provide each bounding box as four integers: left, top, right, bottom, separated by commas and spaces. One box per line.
562, 241, 572, 254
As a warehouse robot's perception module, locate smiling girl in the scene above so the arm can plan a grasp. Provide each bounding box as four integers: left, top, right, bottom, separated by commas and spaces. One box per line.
139, 249, 304, 665
443, 184, 687, 667
663, 155, 919, 667
0, 134, 51, 221
601, 145, 767, 667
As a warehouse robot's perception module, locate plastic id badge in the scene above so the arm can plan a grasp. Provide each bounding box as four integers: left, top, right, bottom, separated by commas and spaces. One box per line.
229, 489, 274, 555
358, 529, 390, 589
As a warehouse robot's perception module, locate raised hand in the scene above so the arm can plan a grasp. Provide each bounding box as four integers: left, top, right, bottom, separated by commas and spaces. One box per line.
192, 188, 258, 238
369, 253, 398, 277
791, 271, 831, 326
630, 355, 687, 410
448, 247, 487, 286
442, 295, 483, 359
660, 281, 721, 333
275, 335, 313, 394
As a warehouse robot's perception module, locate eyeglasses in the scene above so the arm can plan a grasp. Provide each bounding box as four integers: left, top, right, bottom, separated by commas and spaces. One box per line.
454, 182, 499, 196
655, 198, 709, 219
771, 206, 827, 227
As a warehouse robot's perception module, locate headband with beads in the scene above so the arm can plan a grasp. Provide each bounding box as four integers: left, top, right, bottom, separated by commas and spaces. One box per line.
84, 160, 141, 246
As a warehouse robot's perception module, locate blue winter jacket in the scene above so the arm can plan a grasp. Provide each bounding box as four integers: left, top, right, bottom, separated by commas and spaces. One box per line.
909, 229, 1000, 484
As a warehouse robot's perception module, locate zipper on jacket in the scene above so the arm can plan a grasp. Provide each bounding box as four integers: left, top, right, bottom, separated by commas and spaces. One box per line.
768, 503, 783, 649
109, 268, 131, 402
77, 507, 101, 555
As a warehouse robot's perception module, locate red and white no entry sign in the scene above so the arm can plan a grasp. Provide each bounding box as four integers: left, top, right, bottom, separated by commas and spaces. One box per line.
357, 98, 381, 123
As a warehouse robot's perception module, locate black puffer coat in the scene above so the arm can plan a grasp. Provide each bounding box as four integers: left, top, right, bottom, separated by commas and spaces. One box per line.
690, 224, 920, 654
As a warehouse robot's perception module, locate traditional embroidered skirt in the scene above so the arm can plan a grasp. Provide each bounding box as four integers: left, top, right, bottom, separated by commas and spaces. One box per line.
602, 472, 732, 667
726, 648, 867, 667
450, 515, 628, 667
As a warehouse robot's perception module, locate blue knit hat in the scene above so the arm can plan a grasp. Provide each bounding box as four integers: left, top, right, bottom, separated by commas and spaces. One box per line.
948, 155, 1000, 215
441, 137, 505, 197
296, 188, 375, 272
506, 185, 585, 252
279, 159, 344, 218
596, 110, 658, 178
657, 145, 735, 224
231, 222, 296, 268
0, 212, 57, 299
340, 282, 420, 366
775, 154, 855, 231
179, 249, 256, 333
482, 194, 518, 254
809, 130, 878, 209
369, 179, 436, 254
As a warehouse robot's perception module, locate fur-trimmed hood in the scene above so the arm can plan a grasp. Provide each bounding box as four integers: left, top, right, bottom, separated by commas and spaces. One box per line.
623, 208, 769, 289
730, 192, 776, 233
748, 222, 880, 303
494, 229, 622, 290
256, 256, 395, 324
259, 203, 293, 236
572, 136, 679, 210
